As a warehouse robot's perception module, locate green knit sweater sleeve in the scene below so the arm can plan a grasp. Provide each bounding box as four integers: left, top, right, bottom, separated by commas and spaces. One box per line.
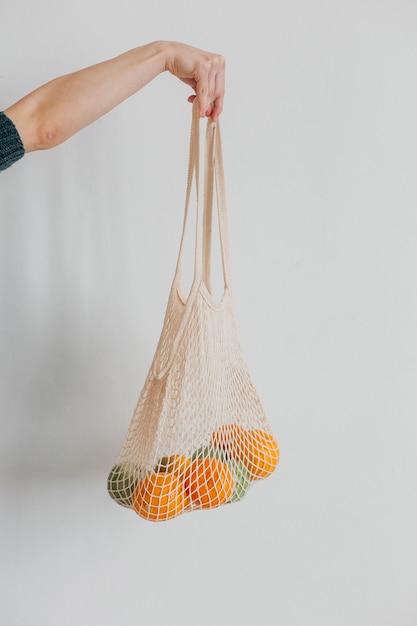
0, 112, 25, 172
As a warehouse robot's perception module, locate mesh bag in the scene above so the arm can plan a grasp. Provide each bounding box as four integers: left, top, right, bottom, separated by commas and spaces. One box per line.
108, 101, 280, 522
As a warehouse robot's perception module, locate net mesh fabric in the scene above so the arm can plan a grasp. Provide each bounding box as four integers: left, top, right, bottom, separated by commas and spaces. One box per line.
108, 102, 280, 522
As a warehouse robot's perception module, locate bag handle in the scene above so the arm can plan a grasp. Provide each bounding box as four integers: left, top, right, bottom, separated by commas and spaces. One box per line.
174, 99, 231, 293
202, 118, 231, 296
173, 97, 202, 284
151, 99, 201, 380
152, 100, 231, 380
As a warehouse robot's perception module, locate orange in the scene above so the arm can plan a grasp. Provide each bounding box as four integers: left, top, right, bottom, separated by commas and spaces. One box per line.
238, 429, 280, 480
155, 454, 191, 476
132, 471, 189, 522
184, 457, 234, 509
211, 423, 245, 459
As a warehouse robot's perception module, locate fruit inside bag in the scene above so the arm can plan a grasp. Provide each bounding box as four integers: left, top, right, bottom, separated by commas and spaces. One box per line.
108, 424, 280, 522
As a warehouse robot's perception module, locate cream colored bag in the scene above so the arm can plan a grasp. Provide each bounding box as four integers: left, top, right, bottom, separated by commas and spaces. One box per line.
108, 101, 280, 522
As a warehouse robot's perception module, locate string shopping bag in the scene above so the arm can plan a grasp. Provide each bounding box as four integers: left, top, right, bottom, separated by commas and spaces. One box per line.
108, 100, 280, 522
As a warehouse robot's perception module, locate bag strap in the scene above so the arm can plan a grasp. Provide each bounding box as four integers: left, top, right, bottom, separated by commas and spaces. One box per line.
151, 100, 202, 380
174, 98, 231, 293
202, 118, 231, 295
152, 101, 231, 380
173, 97, 202, 283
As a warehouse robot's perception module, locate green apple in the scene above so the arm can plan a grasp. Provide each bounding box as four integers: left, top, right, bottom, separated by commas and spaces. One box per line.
107, 462, 144, 508
227, 459, 251, 503
191, 445, 226, 462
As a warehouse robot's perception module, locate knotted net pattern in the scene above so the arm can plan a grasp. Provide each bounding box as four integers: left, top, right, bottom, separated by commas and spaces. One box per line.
108, 102, 280, 521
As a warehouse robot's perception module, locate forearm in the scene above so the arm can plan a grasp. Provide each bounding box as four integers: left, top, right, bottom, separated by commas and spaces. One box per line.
5, 41, 168, 152
3, 40, 225, 157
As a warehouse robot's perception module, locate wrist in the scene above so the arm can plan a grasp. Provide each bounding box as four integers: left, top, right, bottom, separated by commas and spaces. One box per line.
145, 40, 173, 73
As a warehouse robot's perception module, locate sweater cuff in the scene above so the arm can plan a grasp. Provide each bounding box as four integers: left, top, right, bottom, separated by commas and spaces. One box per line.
0, 111, 25, 172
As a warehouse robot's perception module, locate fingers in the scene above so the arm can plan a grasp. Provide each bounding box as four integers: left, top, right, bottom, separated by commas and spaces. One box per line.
188, 90, 224, 121
165, 43, 225, 119
210, 94, 224, 122
188, 92, 223, 121
194, 53, 225, 120
200, 64, 216, 117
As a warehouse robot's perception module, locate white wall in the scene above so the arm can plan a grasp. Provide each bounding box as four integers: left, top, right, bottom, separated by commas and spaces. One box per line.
1, 1, 417, 624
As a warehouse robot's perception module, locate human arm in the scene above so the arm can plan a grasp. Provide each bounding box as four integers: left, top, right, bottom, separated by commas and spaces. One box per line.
3, 40, 225, 154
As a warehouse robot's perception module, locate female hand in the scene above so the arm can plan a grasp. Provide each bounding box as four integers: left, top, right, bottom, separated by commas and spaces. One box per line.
163, 42, 225, 121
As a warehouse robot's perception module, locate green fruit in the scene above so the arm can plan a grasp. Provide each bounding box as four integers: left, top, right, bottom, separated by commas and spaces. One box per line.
107, 462, 143, 508
191, 445, 226, 462
154, 454, 190, 474
155, 456, 172, 472
226, 460, 251, 503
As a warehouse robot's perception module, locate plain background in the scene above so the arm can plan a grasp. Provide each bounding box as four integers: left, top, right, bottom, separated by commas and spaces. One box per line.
1, 1, 417, 624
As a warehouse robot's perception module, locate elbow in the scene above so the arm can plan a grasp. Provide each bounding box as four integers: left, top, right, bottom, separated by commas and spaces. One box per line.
33, 121, 61, 151
3, 108, 62, 154
5, 97, 65, 153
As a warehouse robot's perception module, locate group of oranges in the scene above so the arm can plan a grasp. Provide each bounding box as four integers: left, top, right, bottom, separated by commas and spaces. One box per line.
108, 424, 279, 522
